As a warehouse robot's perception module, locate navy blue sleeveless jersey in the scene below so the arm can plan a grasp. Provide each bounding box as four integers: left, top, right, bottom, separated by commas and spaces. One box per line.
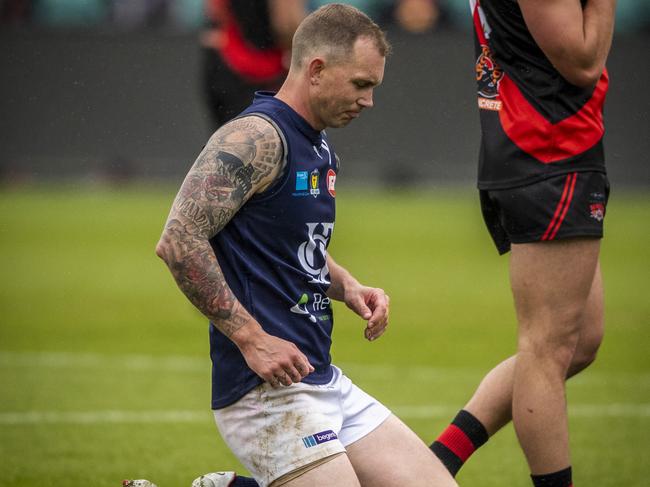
208, 92, 339, 409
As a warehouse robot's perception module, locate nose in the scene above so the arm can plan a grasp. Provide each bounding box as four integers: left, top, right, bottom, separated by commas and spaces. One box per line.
357, 89, 374, 109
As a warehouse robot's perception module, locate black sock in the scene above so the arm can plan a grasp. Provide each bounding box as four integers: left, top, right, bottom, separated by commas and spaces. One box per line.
229, 475, 260, 487
430, 409, 489, 476
531, 466, 573, 487
232, 476, 259, 487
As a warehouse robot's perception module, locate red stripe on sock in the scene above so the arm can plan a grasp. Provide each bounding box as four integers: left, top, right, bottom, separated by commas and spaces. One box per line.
437, 424, 476, 462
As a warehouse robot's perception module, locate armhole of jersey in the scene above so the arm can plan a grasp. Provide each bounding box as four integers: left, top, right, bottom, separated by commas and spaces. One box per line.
236, 112, 291, 202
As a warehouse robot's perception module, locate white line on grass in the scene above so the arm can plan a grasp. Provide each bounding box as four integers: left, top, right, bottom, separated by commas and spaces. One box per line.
2, 351, 649, 387
0, 410, 209, 424
0, 351, 207, 373
1, 404, 649, 425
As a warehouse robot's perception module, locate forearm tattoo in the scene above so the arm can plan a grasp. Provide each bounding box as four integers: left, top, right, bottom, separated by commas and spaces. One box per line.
159, 116, 283, 336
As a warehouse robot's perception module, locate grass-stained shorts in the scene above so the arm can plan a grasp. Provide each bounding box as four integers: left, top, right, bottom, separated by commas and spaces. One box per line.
213, 365, 391, 487
480, 171, 610, 254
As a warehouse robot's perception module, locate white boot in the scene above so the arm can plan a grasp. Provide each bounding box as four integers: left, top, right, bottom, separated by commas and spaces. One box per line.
191, 472, 237, 487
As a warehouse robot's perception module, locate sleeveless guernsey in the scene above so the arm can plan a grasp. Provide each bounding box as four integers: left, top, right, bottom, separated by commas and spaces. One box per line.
209, 92, 339, 408
471, 0, 608, 190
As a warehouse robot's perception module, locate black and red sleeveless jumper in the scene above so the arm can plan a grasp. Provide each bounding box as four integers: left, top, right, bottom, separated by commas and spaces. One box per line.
471, 0, 609, 190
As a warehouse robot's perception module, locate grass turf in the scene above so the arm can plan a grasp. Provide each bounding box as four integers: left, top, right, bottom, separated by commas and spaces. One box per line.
0, 184, 648, 487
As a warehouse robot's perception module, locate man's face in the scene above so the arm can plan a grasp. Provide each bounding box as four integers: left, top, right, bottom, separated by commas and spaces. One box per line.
311, 36, 385, 129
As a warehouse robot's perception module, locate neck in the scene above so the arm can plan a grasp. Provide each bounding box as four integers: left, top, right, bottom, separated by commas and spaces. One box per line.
275, 75, 324, 131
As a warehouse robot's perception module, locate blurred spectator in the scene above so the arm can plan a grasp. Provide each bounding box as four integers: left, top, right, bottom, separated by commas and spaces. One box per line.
170, 0, 204, 30
394, 0, 439, 33
200, 0, 306, 130
309, 0, 439, 33
4, 0, 647, 33
33, 0, 107, 27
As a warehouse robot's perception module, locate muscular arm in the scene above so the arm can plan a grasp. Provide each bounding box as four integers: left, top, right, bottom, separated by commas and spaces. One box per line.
326, 255, 390, 341
156, 116, 313, 385
518, 0, 616, 87
156, 116, 282, 336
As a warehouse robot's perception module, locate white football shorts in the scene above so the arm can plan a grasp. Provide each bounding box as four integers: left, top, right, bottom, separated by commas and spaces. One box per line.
213, 364, 391, 487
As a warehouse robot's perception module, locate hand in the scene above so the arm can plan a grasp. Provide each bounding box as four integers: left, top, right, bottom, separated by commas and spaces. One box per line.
344, 285, 390, 342
232, 325, 315, 388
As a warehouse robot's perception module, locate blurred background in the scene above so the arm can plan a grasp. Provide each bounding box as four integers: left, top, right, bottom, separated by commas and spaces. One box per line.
0, 2, 649, 487
1, 0, 649, 187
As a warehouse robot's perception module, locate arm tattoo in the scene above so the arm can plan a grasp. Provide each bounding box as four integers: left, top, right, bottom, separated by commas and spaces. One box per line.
159, 116, 284, 336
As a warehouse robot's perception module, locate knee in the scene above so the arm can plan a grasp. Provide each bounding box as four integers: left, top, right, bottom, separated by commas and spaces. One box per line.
518, 318, 584, 373
568, 327, 604, 378
518, 332, 579, 373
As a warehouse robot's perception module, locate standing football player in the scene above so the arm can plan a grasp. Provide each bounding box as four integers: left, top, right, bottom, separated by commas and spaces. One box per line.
430, 1, 616, 487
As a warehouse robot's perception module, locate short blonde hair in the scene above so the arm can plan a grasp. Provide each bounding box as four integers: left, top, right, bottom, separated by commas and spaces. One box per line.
291, 3, 391, 67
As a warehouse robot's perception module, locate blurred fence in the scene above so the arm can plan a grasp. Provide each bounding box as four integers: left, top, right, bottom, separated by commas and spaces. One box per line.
1, 27, 648, 187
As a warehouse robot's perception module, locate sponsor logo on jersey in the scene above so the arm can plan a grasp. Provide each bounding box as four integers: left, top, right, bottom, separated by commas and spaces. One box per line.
290, 293, 317, 323
476, 44, 503, 103
297, 222, 333, 284
478, 97, 502, 111
327, 169, 336, 197
589, 203, 605, 222
310, 169, 320, 197
302, 430, 338, 448
588, 192, 606, 222
295, 171, 308, 191
473, 1, 502, 110
293, 169, 321, 198
289, 292, 332, 323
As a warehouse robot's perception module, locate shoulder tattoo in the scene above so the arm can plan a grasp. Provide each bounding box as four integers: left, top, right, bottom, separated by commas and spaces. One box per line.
169, 116, 284, 239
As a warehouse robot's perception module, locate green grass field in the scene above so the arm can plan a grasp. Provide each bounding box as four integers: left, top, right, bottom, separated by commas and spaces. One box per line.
0, 184, 648, 487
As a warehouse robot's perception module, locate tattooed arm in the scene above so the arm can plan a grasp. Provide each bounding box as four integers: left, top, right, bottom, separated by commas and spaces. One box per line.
156, 116, 313, 387
326, 255, 390, 342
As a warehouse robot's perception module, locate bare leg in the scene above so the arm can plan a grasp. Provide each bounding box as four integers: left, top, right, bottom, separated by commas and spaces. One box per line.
464, 263, 604, 435
348, 415, 458, 487
277, 454, 361, 487
510, 238, 600, 474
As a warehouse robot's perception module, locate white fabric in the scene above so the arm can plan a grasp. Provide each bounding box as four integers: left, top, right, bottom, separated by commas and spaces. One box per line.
213, 365, 391, 487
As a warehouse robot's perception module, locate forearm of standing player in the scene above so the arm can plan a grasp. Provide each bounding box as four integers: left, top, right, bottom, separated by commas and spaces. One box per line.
572, 0, 616, 84
519, 0, 616, 87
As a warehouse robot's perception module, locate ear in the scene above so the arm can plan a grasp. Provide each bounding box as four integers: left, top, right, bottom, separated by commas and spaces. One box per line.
308, 58, 326, 85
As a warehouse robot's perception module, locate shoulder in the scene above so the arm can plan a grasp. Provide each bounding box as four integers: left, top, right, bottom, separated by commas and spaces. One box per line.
205, 115, 284, 167
214, 115, 283, 147
205, 115, 287, 194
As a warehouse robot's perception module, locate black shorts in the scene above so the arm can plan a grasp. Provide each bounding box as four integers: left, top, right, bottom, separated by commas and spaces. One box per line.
480, 171, 610, 255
